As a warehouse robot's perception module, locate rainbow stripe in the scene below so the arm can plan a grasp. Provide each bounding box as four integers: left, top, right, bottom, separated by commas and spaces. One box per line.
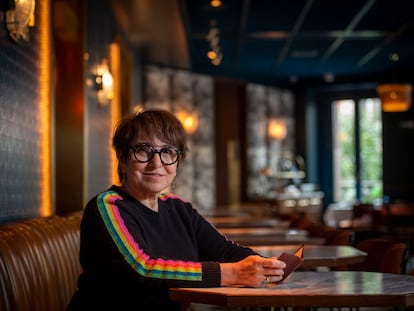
97, 191, 202, 280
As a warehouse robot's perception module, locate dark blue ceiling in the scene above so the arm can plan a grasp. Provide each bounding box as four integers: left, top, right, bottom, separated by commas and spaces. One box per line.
177, 0, 414, 86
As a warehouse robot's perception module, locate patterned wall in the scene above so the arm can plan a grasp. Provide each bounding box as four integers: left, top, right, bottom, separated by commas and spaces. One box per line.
0, 10, 42, 223
0, 0, 293, 223
246, 83, 295, 198
144, 66, 216, 213
84, 104, 113, 201
0, 0, 122, 223
84, 0, 118, 202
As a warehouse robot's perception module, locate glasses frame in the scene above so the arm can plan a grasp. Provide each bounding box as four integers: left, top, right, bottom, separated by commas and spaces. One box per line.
129, 143, 182, 165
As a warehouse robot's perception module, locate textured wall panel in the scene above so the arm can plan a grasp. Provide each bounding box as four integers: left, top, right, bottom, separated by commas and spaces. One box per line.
0, 33, 42, 223
144, 66, 216, 213
84, 0, 122, 202
246, 83, 295, 198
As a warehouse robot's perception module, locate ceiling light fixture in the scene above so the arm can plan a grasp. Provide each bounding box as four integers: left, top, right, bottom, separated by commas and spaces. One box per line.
210, 0, 222, 8
206, 20, 222, 66
377, 83, 412, 112
377, 52, 412, 112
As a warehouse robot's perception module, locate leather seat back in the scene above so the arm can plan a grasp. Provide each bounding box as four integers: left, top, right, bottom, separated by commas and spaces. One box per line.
0, 213, 82, 311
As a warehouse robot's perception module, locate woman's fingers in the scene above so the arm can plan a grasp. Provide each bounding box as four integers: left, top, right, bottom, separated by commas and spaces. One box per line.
260, 256, 286, 285
262, 256, 286, 268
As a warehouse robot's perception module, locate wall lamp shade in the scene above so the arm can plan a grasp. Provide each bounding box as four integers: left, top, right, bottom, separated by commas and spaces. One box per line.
268, 118, 287, 140
175, 110, 199, 134
377, 83, 412, 112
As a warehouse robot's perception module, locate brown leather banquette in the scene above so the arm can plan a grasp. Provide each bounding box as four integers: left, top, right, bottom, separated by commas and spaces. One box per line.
0, 212, 82, 311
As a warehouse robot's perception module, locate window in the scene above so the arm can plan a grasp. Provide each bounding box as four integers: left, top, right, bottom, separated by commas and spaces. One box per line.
332, 98, 383, 203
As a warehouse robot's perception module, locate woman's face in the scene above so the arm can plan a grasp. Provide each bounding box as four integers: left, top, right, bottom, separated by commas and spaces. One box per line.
121, 136, 178, 196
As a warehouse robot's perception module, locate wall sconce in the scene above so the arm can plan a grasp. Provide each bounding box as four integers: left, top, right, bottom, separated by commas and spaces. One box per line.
377, 83, 412, 112
268, 118, 287, 140
6, 0, 36, 42
175, 110, 199, 135
94, 59, 114, 106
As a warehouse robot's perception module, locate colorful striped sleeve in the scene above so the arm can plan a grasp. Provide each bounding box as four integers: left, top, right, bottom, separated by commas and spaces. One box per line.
96, 190, 202, 281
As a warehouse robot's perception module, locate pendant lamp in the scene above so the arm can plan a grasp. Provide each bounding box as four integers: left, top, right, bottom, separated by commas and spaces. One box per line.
376, 83, 412, 112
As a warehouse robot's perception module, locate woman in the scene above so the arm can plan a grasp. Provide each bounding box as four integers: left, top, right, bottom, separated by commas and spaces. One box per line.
67, 109, 286, 310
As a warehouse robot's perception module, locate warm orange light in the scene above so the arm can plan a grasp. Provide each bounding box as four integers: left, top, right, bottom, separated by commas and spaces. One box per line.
210, 0, 222, 7
211, 58, 220, 66
268, 118, 287, 140
377, 84, 412, 112
175, 110, 199, 135
96, 59, 114, 106
39, 0, 52, 216
110, 42, 121, 185
207, 50, 217, 59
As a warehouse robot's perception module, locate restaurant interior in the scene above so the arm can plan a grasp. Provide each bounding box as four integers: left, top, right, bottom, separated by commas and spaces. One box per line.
1, 0, 414, 310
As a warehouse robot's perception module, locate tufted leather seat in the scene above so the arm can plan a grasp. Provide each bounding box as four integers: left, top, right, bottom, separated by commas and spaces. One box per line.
0, 212, 82, 311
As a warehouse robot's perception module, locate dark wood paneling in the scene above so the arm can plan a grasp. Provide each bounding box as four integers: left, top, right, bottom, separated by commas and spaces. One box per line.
383, 108, 414, 202
215, 79, 245, 206
54, 0, 85, 214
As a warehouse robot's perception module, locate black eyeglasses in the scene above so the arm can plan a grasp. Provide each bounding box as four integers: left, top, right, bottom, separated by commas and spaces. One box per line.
129, 144, 181, 165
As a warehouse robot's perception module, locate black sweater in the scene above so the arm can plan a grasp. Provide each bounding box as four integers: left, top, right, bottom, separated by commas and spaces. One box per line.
67, 185, 257, 310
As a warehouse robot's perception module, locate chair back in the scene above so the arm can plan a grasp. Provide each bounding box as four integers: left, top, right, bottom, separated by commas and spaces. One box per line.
325, 230, 354, 246
382, 203, 414, 232
305, 224, 353, 245
306, 224, 335, 237
348, 238, 408, 274
351, 203, 375, 229
289, 215, 313, 230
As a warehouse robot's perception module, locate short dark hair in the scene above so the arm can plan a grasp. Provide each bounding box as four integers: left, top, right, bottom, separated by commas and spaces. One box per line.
112, 109, 188, 181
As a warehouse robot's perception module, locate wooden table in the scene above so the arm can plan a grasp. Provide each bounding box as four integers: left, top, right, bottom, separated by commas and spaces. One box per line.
250, 244, 367, 269
170, 271, 414, 308
207, 216, 290, 229
218, 227, 294, 236
218, 227, 325, 246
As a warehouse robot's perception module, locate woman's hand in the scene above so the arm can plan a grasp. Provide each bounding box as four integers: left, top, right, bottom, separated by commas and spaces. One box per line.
220, 255, 286, 287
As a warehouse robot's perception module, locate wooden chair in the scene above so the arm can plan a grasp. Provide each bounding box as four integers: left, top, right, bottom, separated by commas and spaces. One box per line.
306, 223, 335, 236
347, 238, 408, 274
291, 217, 354, 246
320, 229, 355, 272
351, 203, 375, 229
382, 202, 414, 233
289, 214, 314, 230
305, 224, 353, 246
322, 229, 354, 246
352, 230, 384, 246
339, 203, 380, 231
381, 203, 414, 259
